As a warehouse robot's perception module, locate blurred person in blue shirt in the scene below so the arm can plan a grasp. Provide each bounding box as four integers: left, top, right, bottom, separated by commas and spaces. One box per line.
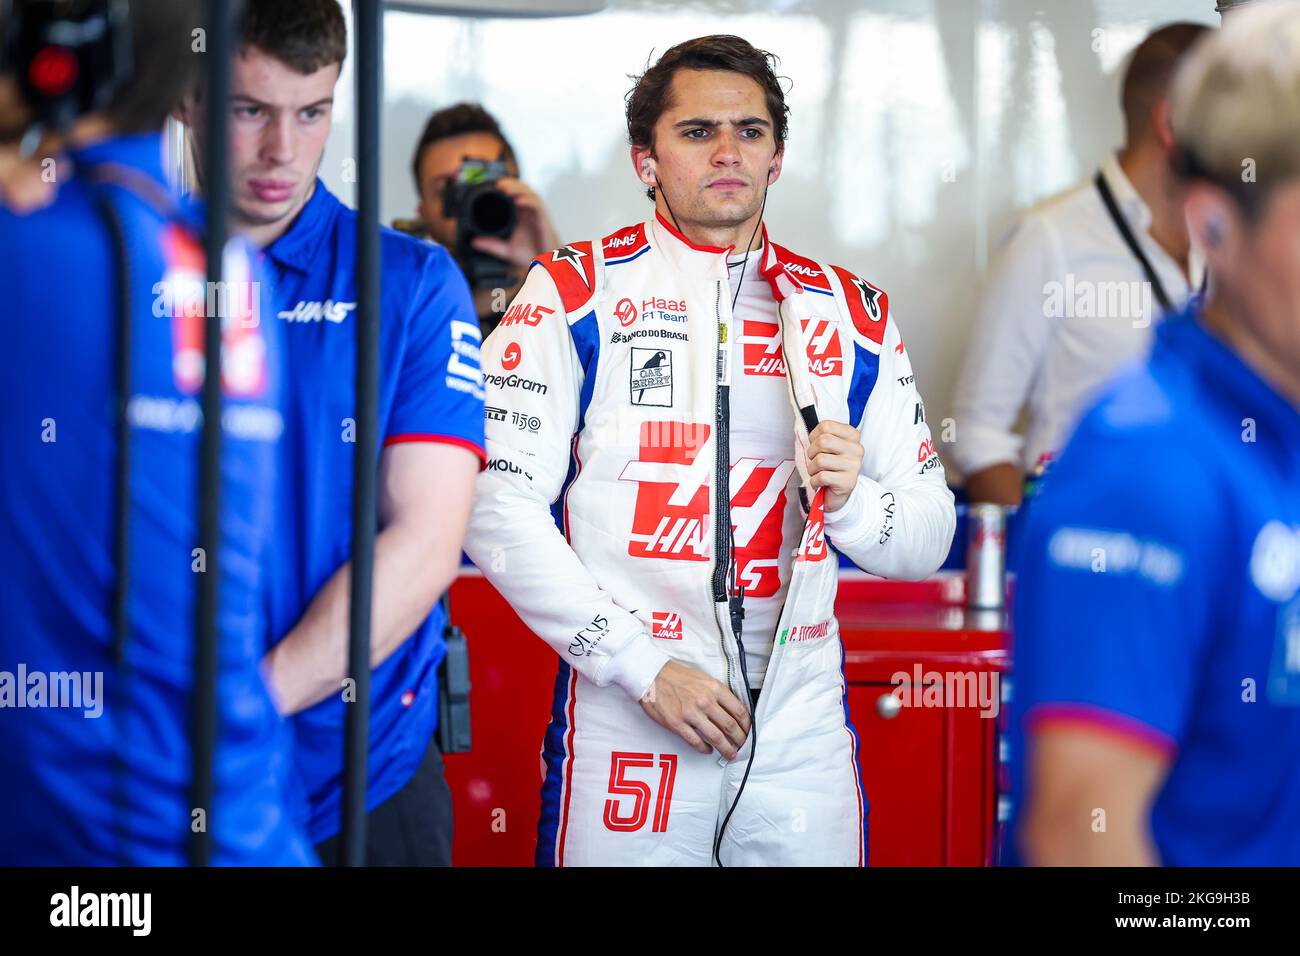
1009, 3, 1300, 866
177, 0, 484, 865
0, 0, 312, 865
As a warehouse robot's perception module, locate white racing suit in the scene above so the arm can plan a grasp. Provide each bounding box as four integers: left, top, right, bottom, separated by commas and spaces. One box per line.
465, 213, 956, 866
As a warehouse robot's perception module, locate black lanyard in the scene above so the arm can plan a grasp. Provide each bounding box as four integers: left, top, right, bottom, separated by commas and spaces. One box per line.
1094, 171, 1176, 314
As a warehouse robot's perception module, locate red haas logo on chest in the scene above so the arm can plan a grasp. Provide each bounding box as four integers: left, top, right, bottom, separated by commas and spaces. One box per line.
803, 317, 842, 376
741, 317, 842, 377
619, 422, 713, 560
619, 423, 796, 588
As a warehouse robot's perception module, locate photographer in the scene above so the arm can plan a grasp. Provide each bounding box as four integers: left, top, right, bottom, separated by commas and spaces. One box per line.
411, 103, 559, 337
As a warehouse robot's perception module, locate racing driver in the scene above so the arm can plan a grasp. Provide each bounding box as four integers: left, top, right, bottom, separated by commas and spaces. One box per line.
465, 34, 956, 866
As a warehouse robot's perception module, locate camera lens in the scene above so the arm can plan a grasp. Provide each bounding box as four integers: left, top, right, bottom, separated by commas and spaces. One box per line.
466, 186, 516, 239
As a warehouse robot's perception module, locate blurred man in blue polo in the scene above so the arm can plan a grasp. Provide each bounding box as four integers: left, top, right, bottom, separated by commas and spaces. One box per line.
1010, 1, 1300, 865
0, 0, 312, 865
179, 0, 485, 865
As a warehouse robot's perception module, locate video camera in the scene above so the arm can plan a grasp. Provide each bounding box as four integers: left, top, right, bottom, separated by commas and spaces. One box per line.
444, 157, 516, 290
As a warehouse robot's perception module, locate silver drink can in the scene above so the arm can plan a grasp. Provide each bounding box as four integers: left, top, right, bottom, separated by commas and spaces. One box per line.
966, 503, 1008, 610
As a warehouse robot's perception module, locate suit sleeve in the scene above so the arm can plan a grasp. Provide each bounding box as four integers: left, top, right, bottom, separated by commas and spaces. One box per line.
823, 311, 957, 580
949, 213, 1063, 477
463, 264, 670, 701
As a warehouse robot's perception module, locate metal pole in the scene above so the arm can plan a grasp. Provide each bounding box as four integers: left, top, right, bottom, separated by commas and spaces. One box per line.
191, 0, 235, 868
342, 0, 382, 867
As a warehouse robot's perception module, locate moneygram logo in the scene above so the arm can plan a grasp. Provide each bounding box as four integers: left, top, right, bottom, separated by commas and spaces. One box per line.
484, 371, 547, 395
502, 342, 522, 371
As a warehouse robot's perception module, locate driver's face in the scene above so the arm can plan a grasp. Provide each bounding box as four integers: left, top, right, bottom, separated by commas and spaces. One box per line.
642, 68, 780, 230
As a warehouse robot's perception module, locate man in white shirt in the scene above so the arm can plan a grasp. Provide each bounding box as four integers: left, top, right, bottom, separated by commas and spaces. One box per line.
952, 22, 1210, 505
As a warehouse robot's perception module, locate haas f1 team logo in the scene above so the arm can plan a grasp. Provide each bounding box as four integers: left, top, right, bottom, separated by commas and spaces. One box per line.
614, 298, 638, 328
796, 489, 829, 562
741, 317, 842, 377
618, 422, 798, 595
652, 612, 683, 640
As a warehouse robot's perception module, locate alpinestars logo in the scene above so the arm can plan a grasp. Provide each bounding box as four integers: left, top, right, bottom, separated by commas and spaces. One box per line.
851, 277, 884, 322
277, 299, 356, 324
741, 317, 842, 377
619, 422, 795, 593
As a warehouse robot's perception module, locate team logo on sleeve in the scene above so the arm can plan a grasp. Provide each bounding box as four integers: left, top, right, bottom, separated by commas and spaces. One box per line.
499, 302, 554, 329
630, 347, 673, 406
652, 612, 683, 640
446, 319, 485, 401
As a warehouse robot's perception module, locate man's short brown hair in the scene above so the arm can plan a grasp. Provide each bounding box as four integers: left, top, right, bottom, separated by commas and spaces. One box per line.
625, 35, 789, 200
1121, 22, 1211, 143
411, 103, 518, 201
239, 0, 347, 74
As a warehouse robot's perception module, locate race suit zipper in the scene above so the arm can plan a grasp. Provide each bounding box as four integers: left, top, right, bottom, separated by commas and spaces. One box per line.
710, 279, 736, 697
